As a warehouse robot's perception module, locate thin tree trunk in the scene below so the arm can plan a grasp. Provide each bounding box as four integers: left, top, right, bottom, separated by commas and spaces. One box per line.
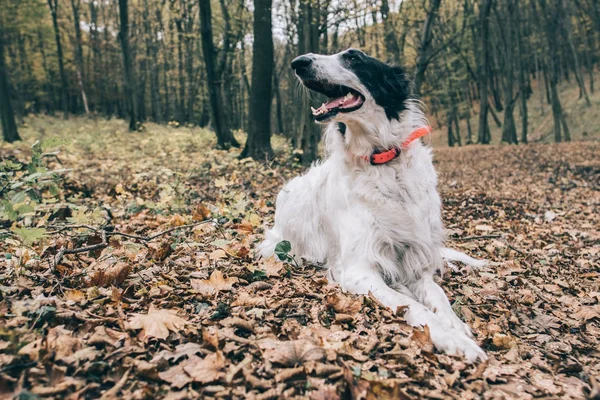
414, 0, 442, 95
477, 0, 493, 144
515, 1, 528, 143
118, 0, 138, 131
199, 0, 239, 148
70, 0, 90, 114
47, 0, 69, 119
0, 31, 20, 142
241, 0, 274, 159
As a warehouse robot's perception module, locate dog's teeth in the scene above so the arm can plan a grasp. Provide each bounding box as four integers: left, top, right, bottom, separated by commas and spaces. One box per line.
311, 106, 317, 114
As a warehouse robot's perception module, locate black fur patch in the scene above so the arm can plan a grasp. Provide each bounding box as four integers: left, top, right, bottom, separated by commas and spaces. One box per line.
341, 49, 412, 120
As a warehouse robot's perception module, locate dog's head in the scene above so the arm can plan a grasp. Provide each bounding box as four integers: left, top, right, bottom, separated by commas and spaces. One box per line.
291, 49, 412, 124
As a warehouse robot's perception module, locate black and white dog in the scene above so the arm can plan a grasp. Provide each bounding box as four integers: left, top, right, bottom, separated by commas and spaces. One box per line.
260, 49, 487, 362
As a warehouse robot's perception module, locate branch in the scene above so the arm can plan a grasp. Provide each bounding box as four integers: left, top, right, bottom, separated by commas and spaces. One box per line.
450, 234, 502, 241
50, 219, 215, 269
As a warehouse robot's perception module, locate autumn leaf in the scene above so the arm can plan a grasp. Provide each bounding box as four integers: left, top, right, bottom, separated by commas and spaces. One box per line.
259, 338, 324, 367
326, 293, 362, 314
127, 305, 187, 341
190, 270, 238, 297
182, 352, 225, 383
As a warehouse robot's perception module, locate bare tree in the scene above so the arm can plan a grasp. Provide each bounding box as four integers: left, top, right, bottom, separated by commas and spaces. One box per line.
0, 29, 20, 142
47, 0, 69, 119
199, 0, 240, 149
241, 0, 274, 159
118, 0, 138, 131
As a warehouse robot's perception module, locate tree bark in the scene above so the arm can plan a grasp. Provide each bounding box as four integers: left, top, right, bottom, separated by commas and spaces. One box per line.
47, 0, 69, 119
199, 0, 239, 148
0, 31, 20, 142
118, 0, 138, 131
70, 0, 90, 114
477, 0, 493, 144
240, 0, 274, 160
414, 0, 442, 95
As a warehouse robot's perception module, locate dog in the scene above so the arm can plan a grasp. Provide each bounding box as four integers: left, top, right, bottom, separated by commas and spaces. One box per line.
259, 49, 487, 362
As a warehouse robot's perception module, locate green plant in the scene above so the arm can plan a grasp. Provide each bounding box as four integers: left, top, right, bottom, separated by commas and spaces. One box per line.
1, 140, 69, 244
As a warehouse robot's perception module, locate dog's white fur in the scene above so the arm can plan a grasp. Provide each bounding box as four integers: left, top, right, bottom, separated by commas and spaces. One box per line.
259, 52, 487, 362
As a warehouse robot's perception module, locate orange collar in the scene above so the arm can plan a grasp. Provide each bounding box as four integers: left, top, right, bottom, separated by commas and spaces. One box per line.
359, 126, 432, 165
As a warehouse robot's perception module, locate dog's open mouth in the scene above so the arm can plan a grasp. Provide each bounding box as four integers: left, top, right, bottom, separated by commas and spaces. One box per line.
303, 80, 364, 121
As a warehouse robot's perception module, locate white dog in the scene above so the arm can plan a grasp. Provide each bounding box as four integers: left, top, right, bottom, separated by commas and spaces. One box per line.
259, 49, 487, 362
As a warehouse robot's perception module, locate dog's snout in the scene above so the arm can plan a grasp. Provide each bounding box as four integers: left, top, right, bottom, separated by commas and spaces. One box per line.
291, 54, 313, 72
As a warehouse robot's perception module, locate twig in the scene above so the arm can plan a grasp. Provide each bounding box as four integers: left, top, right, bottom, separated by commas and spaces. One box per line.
50, 219, 215, 270
450, 234, 502, 241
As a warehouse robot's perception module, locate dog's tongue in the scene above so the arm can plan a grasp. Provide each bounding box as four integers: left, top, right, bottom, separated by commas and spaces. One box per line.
312, 92, 361, 116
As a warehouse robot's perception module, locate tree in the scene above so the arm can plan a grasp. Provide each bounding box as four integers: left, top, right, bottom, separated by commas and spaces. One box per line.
477, 0, 493, 144
118, 0, 138, 131
47, 0, 69, 119
70, 0, 89, 114
241, 0, 274, 159
0, 29, 20, 142
199, 0, 240, 149
414, 0, 442, 95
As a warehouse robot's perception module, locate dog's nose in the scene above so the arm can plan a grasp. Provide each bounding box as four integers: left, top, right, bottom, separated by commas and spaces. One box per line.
291, 54, 313, 71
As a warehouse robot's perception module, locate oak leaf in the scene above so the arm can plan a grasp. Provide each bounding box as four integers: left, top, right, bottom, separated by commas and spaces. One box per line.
190, 270, 238, 297
127, 305, 187, 341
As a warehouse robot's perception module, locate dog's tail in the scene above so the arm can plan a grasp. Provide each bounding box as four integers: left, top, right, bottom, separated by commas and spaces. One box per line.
256, 228, 283, 258
440, 247, 488, 269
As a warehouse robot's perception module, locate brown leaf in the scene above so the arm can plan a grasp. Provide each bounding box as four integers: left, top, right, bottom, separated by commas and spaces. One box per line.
575, 306, 600, 321
411, 325, 434, 353
158, 363, 193, 389
182, 352, 225, 384
259, 338, 324, 367
190, 270, 238, 297
231, 291, 267, 308
326, 293, 362, 314
127, 305, 187, 341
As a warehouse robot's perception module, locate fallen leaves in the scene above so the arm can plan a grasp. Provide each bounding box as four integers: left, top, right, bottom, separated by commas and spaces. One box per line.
190, 270, 239, 297
127, 305, 188, 341
2, 121, 599, 399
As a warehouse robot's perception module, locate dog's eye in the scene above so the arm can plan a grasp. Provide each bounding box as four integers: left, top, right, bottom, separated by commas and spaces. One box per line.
344, 50, 361, 62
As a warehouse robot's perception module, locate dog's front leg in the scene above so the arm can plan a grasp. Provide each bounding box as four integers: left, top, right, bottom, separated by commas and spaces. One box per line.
334, 263, 487, 362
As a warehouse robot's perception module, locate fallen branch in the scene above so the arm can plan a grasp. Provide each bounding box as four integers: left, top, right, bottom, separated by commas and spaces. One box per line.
51, 219, 215, 269
450, 234, 502, 241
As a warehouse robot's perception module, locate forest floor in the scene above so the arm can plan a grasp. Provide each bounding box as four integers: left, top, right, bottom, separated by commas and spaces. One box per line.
1, 116, 599, 399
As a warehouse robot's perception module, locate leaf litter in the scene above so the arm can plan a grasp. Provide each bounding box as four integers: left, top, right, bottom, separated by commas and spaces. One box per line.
0, 119, 598, 399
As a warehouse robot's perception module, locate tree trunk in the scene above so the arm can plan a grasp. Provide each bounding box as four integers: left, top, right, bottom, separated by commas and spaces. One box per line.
118, 0, 138, 131
240, 0, 274, 160
414, 0, 442, 95
477, 0, 493, 144
70, 0, 90, 114
0, 31, 20, 142
501, 1, 518, 144
199, 0, 239, 148
380, 0, 401, 62
48, 0, 69, 119
515, 1, 528, 143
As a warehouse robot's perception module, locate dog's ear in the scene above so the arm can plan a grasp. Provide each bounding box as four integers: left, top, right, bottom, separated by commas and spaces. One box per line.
379, 64, 412, 120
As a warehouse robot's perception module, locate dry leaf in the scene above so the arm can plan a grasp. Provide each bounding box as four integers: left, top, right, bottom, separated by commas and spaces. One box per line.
127, 305, 187, 341
326, 293, 362, 314
182, 352, 225, 384
190, 270, 238, 297
259, 338, 324, 367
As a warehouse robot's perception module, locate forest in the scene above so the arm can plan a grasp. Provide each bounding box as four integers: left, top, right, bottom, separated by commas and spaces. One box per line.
1, 0, 599, 156
0, 0, 599, 399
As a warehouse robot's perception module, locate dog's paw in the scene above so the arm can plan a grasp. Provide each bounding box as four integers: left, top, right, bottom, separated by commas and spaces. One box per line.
435, 311, 473, 338
428, 324, 487, 362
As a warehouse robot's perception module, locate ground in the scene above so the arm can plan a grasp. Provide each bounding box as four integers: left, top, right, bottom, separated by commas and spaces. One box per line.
0, 116, 599, 400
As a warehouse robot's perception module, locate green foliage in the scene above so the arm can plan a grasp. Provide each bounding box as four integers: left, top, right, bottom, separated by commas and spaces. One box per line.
1, 140, 68, 245
274, 240, 292, 262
